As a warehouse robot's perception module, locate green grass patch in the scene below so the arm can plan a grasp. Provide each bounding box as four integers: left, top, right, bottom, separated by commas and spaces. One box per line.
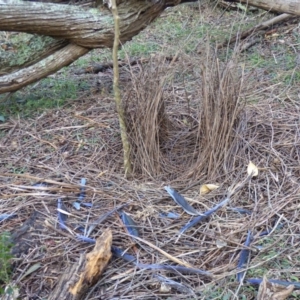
0, 74, 90, 118
0, 232, 13, 294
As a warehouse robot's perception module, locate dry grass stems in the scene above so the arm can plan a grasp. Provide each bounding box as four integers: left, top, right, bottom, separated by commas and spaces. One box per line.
124, 48, 246, 184
123, 56, 169, 178
188, 48, 245, 180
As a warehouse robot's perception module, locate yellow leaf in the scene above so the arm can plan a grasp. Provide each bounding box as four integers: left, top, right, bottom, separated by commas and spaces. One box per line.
247, 161, 258, 177
200, 184, 219, 195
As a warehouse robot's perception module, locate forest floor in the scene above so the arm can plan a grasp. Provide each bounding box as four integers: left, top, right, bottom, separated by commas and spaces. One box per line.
1, 2, 300, 299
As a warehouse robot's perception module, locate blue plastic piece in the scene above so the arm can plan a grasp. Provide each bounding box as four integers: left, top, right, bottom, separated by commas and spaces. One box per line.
237, 230, 252, 282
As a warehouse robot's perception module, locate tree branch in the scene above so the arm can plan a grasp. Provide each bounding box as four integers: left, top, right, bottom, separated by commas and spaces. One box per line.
0, 0, 166, 48
0, 43, 89, 93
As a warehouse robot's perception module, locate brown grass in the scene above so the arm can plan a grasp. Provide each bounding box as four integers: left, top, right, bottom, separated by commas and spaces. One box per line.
124, 48, 246, 185
123, 56, 170, 178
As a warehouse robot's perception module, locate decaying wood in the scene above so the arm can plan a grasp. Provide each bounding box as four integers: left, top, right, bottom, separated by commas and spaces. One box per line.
257, 276, 294, 300
48, 229, 112, 300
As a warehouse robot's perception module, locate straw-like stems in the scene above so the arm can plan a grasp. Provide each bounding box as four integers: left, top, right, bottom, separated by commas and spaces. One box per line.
111, 0, 132, 178
123, 57, 169, 177
188, 48, 245, 179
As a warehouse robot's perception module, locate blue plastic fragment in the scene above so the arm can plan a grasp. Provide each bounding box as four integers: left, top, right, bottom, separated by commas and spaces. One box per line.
73, 201, 92, 210
73, 178, 87, 210
259, 223, 284, 237
159, 212, 180, 219
77, 234, 96, 244
0, 214, 17, 222
247, 278, 300, 289
229, 207, 252, 215
73, 202, 81, 210
120, 212, 139, 238
81, 202, 92, 207
110, 247, 212, 277
179, 197, 230, 235
179, 215, 209, 234
111, 246, 137, 263
164, 186, 200, 216
237, 230, 253, 282
78, 178, 87, 202
57, 198, 68, 230
75, 226, 85, 233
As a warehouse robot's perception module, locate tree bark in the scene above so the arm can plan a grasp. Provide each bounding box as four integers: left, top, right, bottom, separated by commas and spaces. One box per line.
0, 0, 165, 48
0, 44, 89, 93
0, 0, 169, 93
0, 38, 68, 75
229, 0, 300, 15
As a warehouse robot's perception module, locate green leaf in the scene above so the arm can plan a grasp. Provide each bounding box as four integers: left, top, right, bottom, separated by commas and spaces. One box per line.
20, 263, 41, 281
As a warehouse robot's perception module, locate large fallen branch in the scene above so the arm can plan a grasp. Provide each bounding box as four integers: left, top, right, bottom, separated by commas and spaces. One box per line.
0, 0, 178, 93
0, 0, 166, 48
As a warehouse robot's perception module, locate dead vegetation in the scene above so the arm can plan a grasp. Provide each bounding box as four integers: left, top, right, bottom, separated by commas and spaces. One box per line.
124, 48, 246, 184
1, 13, 300, 299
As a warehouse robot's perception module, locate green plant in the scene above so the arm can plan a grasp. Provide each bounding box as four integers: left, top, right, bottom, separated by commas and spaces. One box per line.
0, 232, 13, 294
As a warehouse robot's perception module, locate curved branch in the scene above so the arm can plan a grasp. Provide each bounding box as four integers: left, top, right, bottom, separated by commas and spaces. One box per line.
0, 43, 90, 93
0, 0, 170, 93
0, 38, 68, 75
